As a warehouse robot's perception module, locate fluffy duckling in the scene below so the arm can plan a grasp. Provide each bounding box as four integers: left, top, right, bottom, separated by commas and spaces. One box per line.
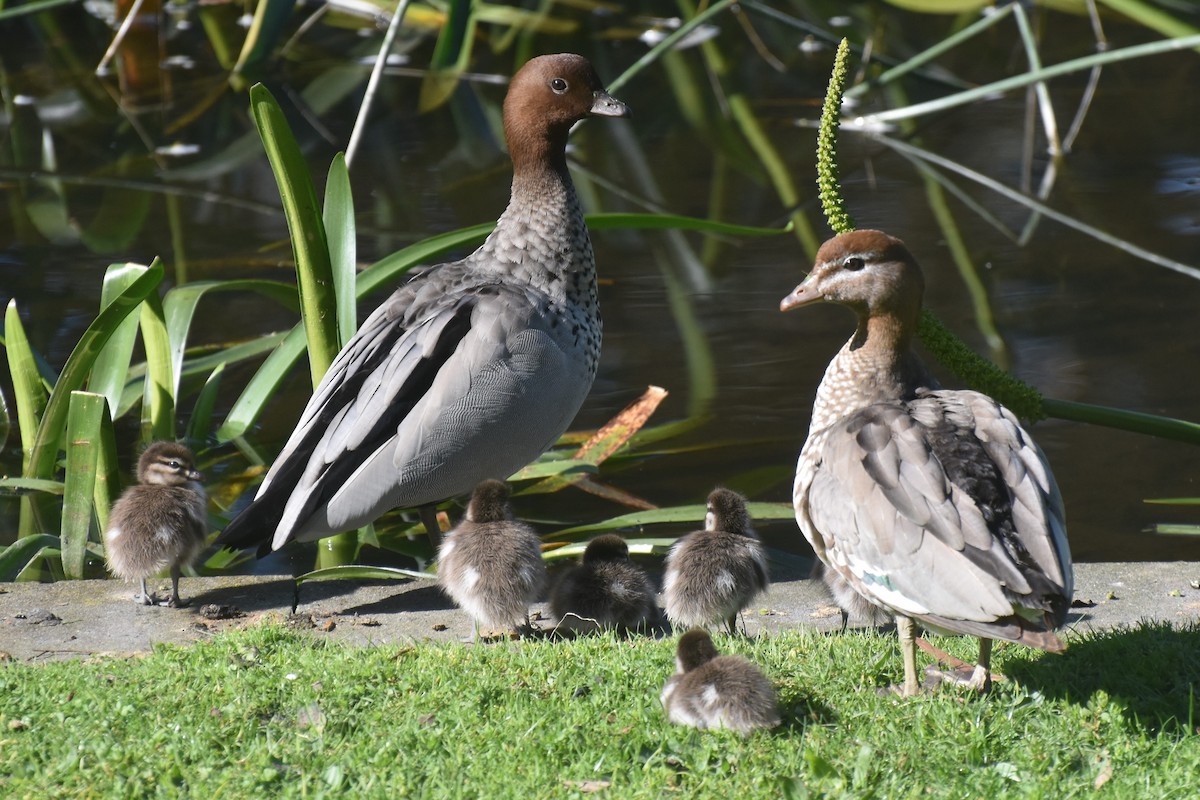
550, 534, 657, 633
662, 488, 769, 635
437, 480, 547, 640
660, 629, 781, 735
812, 561, 891, 632
104, 442, 207, 607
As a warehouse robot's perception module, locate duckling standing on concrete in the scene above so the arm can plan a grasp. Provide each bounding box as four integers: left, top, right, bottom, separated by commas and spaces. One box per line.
104, 442, 207, 607
660, 629, 781, 734
437, 480, 547, 641
550, 534, 657, 633
662, 488, 769, 635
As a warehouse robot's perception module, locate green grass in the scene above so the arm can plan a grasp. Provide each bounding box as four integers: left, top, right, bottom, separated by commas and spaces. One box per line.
2, 623, 1198, 798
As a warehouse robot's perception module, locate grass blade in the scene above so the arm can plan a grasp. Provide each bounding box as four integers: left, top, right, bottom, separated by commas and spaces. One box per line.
61, 391, 106, 578
552, 501, 796, 538
27, 261, 163, 480
249, 83, 339, 387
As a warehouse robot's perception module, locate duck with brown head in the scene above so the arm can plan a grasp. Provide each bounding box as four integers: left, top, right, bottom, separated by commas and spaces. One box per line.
782, 230, 1073, 696
216, 54, 629, 557
105, 442, 208, 607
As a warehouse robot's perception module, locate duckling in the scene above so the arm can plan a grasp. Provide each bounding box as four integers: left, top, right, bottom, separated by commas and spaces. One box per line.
660, 629, 781, 735
662, 488, 769, 635
550, 534, 657, 633
437, 480, 547, 640
104, 442, 207, 607
812, 561, 891, 632
782, 230, 1073, 695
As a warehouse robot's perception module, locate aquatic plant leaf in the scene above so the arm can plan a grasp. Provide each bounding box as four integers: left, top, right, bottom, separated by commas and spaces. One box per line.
231, 0, 298, 86
419, 0, 477, 112
0, 534, 60, 582
61, 391, 105, 579
551, 502, 796, 538
163, 279, 299, 402
138, 287, 175, 443
89, 264, 147, 422
296, 564, 435, 584
187, 362, 225, 445
4, 301, 48, 469
881, 0, 990, 12
323, 154, 357, 347
27, 261, 162, 480
0, 478, 65, 496
250, 83, 339, 387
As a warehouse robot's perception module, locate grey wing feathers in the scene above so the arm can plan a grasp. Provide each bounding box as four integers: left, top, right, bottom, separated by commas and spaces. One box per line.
805, 391, 1070, 629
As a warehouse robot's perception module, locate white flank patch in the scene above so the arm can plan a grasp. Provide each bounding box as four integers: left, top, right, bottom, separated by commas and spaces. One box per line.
155, 526, 174, 542
462, 567, 480, 591
701, 684, 720, 709
105, 527, 122, 543
715, 571, 736, 594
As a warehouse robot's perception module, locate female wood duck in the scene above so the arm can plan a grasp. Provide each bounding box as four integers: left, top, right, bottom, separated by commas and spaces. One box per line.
782, 229, 1073, 694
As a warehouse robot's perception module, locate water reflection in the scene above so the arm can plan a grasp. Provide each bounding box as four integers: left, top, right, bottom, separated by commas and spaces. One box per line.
2, 3, 1199, 567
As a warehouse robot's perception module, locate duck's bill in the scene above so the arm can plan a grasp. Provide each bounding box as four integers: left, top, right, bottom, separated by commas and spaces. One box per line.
779, 279, 819, 311
591, 91, 629, 117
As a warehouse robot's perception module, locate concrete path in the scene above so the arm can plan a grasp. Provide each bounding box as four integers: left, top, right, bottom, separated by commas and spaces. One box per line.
1, 562, 1197, 663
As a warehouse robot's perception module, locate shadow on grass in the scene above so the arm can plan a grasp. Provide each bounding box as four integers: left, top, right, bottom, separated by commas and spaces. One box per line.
1006, 621, 1200, 736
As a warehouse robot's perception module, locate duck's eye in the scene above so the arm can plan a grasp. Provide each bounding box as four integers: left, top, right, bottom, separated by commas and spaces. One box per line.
166, 460, 182, 470
550, 78, 568, 94
843, 256, 865, 271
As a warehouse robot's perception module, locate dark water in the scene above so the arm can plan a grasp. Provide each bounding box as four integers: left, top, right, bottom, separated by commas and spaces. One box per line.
3, 4, 1199, 565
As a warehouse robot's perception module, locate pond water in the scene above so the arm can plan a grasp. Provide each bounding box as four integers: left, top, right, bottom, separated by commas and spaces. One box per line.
3, 2, 1199, 570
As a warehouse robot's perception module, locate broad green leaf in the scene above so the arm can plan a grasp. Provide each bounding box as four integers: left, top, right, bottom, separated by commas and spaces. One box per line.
1147, 524, 1200, 536
80, 158, 153, 252
541, 537, 676, 561
881, 0, 990, 12
0, 477, 65, 496
1144, 498, 1200, 506
187, 362, 225, 444
0, 534, 60, 581
62, 391, 105, 578
323, 154, 357, 347
419, 0, 477, 112
250, 83, 338, 387
230, 0, 299, 86
4, 300, 48, 469
90, 264, 148, 421
1094, 0, 1200, 39
215, 327, 308, 442
509, 459, 597, 481
296, 564, 435, 584
139, 283, 175, 442
163, 279, 299, 401
93, 409, 118, 534
27, 261, 163, 479
0, 382, 8, 455
552, 501, 796, 538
